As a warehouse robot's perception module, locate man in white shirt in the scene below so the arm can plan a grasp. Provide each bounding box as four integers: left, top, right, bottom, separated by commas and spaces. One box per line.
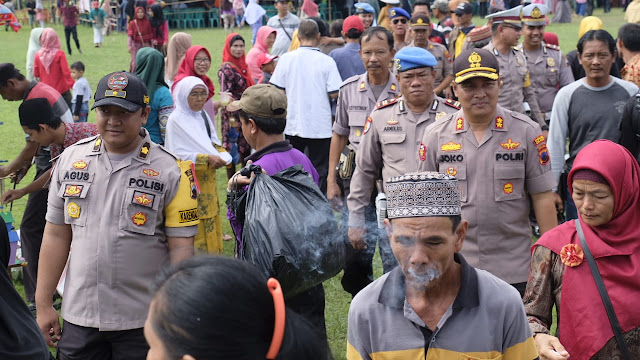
270, 19, 343, 193
266, 0, 300, 56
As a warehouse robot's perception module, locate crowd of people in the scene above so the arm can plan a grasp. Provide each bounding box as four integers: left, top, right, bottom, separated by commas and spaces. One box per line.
1, 0, 640, 359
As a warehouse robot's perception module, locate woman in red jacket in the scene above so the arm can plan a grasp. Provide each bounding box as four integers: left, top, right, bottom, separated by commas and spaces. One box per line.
33, 28, 75, 109
128, 6, 154, 72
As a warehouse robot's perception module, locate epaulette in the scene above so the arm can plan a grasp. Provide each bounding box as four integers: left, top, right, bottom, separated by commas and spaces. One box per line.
74, 134, 99, 145
545, 43, 561, 51
157, 143, 178, 159
376, 98, 398, 109
512, 46, 522, 53
444, 99, 461, 110
510, 111, 539, 128
340, 74, 361, 89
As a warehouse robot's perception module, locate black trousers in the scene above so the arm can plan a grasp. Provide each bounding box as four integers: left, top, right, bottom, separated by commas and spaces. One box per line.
64, 26, 81, 55
285, 135, 330, 194
21, 169, 49, 303
57, 321, 148, 360
286, 284, 330, 355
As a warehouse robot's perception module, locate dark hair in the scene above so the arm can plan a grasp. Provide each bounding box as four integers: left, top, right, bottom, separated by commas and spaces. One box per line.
360, 26, 394, 51
468, 38, 491, 49
0, 63, 25, 86
238, 109, 286, 135
390, 215, 462, 233
150, 256, 328, 360
330, 19, 343, 38
413, 0, 430, 7
346, 28, 363, 39
19, 98, 62, 131
577, 29, 616, 55
70, 61, 85, 72
230, 34, 245, 48
298, 19, 320, 40
149, 3, 165, 38
309, 17, 329, 37
618, 23, 640, 52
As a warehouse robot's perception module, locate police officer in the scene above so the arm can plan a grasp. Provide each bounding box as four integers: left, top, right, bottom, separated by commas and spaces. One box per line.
355, 2, 376, 29
516, 4, 574, 125
347, 46, 461, 251
484, 6, 546, 129
419, 49, 557, 297
409, 13, 453, 97
35, 72, 199, 357
328, 26, 400, 296
389, 7, 410, 51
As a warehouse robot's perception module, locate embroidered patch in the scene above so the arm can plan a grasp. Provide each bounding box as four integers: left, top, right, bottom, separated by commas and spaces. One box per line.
500, 138, 520, 150
360, 81, 365, 90
440, 141, 462, 152
93, 137, 102, 152
418, 143, 427, 161
184, 164, 200, 200
132, 212, 148, 226
538, 144, 550, 165
107, 72, 128, 90
495, 116, 504, 129
446, 166, 457, 176
142, 168, 160, 177
178, 208, 199, 223
436, 112, 447, 121
390, 83, 397, 91
138, 142, 151, 160
355, 129, 362, 137
64, 185, 83, 197
72, 160, 88, 170
533, 135, 546, 146
67, 202, 81, 219
387, 119, 398, 125
503, 182, 514, 194
132, 191, 155, 207
455, 118, 464, 131
363, 117, 373, 135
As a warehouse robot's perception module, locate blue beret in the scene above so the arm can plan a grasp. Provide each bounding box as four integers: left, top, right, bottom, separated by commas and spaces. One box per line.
389, 7, 410, 20
394, 47, 437, 72
354, 3, 375, 14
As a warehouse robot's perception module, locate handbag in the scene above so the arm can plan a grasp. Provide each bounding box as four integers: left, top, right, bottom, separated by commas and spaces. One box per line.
574, 219, 632, 360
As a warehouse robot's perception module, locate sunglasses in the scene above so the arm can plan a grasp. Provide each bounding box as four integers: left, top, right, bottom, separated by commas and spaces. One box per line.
392, 18, 407, 24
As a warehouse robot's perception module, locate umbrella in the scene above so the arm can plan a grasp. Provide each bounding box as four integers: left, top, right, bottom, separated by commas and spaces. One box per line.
0, 4, 21, 32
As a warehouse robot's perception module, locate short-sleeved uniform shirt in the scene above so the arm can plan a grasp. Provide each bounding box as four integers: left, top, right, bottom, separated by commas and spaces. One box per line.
347, 96, 460, 226
333, 70, 400, 151
516, 42, 574, 114
419, 106, 555, 284
46, 130, 199, 331
347, 254, 539, 360
410, 41, 453, 89
483, 42, 544, 127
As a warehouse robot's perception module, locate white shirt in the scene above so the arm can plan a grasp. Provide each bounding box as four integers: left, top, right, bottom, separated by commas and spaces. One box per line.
269, 46, 342, 139
266, 12, 300, 56
72, 77, 92, 104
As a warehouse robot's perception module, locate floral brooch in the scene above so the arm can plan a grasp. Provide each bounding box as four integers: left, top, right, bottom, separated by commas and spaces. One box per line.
560, 244, 584, 267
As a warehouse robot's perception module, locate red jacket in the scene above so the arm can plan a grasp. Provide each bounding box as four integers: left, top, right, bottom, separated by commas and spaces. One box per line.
33, 50, 75, 95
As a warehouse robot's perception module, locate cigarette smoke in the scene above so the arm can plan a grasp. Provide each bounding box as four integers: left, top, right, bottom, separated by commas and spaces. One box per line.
406, 266, 442, 290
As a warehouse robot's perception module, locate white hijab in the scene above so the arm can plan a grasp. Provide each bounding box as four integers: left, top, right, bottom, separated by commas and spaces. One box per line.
244, 0, 266, 25
26, 28, 44, 81
165, 76, 232, 164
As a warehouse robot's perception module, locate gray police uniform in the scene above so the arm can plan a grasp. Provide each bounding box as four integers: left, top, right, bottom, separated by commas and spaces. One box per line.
347, 96, 460, 227
334, 70, 400, 151
46, 131, 199, 331
483, 42, 545, 128
409, 41, 454, 90
516, 42, 575, 118
419, 106, 555, 284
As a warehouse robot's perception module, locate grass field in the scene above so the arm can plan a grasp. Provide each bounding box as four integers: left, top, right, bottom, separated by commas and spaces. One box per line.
0, 9, 627, 358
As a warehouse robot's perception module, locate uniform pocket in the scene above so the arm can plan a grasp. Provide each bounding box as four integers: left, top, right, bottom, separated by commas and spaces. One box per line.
380, 132, 407, 163
58, 182, 92, 226
494, 164, 525, 202
545, 70, 558, 86
119, 188, 161, 235
439, 162, 467, 202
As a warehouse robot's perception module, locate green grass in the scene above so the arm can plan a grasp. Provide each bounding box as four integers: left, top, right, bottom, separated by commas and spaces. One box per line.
0, 9, 625, 357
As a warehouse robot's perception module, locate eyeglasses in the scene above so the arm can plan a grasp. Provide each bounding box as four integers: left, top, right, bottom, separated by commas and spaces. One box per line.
392, 18, 407, 24
194, 57, 211, 64
188, 91, 208, 99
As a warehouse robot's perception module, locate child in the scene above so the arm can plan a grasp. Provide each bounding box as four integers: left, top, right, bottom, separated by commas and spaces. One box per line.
257, 53, 277, 84
90, 1, 106, 47
233, 0, 245, 27
70, 61, 91, 122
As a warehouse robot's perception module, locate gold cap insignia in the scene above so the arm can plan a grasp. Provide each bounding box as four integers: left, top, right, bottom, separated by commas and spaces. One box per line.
390, 9, 396, 16
531, 6, 541, 18
395, 58, 402, 71
416, 18, 424, 25
469, 52, 482, 68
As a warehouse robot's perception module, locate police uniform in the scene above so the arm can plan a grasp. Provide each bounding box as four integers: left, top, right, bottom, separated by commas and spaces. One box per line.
347, 47, 461, 228
516, 4, 574, 119
408, 14, 454, 90
390, 7, 410, 51
334, 70, 400, 151
484, 6, 545, 128
45, 72, 198, 357
419, 49, 555, 286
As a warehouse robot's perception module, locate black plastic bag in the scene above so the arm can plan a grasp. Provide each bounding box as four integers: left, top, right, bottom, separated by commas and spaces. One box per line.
240, 164, 344, 298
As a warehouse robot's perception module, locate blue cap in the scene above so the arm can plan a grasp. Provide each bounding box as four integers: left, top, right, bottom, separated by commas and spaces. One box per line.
389, 7, 410, 20
394, 47, 437, 72
354, 2, 375, 14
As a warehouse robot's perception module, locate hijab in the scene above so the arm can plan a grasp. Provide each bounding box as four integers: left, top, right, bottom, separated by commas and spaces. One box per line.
37, 28, 60, 74
165, 76, 231, 164
128, 6, 153, 44
246, 26, 275, 80
244, 0, 266, 25
222, 33, 254, 87
135, 47, 168, 102
535, 140, 640, 360
301, 0, 318, 17
26, 27, 44, 81
578, 16, 602, 39
172, 45, 216, 101
165, 32, 192, 83
149, 3, 164, 38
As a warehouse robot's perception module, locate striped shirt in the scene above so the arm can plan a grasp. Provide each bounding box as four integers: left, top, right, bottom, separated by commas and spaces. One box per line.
347, 254, 539, 360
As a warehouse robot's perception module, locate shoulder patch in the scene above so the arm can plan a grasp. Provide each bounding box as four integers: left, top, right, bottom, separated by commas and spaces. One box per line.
545, 43, 560, 51
340, 74, 361, 89
376, 98, 398, 109
444, 99, 461, 110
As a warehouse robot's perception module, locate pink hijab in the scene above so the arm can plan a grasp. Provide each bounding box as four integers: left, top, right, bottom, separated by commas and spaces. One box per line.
301, 0, 318, 17
246, 26, 276, 81
37, 28, 61, 74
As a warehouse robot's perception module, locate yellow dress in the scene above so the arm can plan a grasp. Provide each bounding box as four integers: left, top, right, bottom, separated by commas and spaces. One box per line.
193, 153, 224, 254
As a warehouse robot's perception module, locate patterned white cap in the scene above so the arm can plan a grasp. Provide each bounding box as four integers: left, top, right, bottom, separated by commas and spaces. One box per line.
385, 172, 461, 219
